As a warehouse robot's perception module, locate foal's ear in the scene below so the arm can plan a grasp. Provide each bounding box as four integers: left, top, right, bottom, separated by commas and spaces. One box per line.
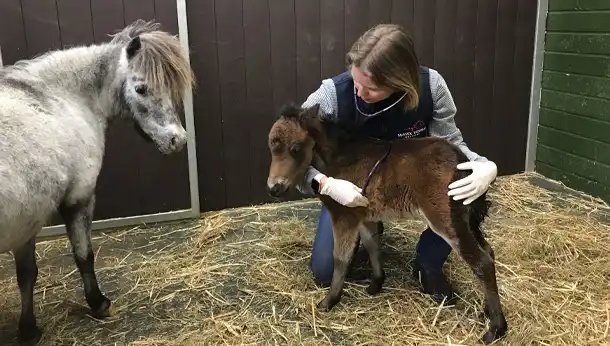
298, 103, 321, 123
299, 104, 322, 138
126, 36, 142, 60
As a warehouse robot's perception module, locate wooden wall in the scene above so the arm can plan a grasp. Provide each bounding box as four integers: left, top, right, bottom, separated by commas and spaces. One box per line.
188, 0, 540, 211
536, 0, 610, 203
0, 0, 192, 223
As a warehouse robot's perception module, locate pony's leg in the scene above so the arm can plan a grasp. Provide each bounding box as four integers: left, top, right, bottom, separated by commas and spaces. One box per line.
421, 207, 507, 345
13, 236, 42, 346
317, 214, 360, 312
59, 196, 110, 318
359, 221, 385, 295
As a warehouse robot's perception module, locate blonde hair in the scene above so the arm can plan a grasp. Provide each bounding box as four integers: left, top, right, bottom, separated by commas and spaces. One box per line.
347, 24, 420, 110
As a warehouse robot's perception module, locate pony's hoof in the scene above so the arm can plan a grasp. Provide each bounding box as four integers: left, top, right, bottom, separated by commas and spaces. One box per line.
18, 325, 42, 346
91, 297, 112, 319
317, 297, 339, 312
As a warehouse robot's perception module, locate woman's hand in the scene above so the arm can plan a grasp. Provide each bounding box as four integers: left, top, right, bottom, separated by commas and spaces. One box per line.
317, 175, 369, 207
448, 161, 497, 205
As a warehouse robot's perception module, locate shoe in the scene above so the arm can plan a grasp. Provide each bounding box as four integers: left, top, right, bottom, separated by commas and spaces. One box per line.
411, 259, 457, 305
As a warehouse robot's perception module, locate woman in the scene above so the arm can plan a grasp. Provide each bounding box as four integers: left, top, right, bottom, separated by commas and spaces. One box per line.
295, 24, 498, 304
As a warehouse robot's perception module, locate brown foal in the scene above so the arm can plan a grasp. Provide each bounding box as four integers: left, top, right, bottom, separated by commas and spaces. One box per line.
266, 103, 507, 344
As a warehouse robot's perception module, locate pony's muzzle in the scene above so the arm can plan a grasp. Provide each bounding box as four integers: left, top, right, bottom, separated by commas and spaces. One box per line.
165, 125, 187, 153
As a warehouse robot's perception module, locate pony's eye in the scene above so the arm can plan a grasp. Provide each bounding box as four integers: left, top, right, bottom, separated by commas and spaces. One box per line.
135, 85, 148, 95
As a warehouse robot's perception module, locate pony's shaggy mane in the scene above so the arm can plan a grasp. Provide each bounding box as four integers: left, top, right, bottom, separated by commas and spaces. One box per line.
111, 19, 195, 105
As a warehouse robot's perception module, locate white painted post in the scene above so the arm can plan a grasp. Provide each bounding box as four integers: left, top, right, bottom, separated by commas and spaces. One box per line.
525, 0, 549, 172
176, 0, 201, 216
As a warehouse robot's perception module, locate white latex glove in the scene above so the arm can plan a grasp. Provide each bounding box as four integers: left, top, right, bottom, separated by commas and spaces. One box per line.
316, 175, 369, 207
448, 161, 497, 205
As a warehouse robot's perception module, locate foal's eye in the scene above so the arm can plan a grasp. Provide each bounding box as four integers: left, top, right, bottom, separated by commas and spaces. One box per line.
289, 144, 301, 155
135, 85, 148, 95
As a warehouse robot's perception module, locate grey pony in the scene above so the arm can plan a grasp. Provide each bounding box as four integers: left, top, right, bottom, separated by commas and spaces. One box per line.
0, 19, 195, 345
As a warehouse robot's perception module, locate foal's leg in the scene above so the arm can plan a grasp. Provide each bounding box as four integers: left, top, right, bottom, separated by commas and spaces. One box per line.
422, 207, 507, 344
13, 236, 42, 346
59, 195, 110, 318
359, 221, 385, 295
317, 215, 360, 311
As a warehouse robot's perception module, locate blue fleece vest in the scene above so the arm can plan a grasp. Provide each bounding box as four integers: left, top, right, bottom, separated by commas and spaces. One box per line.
331, 66, 433, 140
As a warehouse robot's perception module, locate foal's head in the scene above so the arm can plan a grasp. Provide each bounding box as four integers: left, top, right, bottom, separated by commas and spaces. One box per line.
267, 103, 324, 197
112, 20, 195, 154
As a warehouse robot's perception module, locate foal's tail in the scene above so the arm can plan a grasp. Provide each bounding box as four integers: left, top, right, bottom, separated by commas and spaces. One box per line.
451, 148, 492, 242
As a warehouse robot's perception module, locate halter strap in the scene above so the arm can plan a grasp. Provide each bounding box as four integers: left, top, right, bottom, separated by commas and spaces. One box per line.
360, 142, 393, 197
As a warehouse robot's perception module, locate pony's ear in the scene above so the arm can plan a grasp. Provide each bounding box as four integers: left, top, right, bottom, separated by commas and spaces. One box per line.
126, 36, 142, 60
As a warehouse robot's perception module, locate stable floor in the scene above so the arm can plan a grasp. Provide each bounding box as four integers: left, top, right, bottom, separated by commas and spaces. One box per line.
1, 173, 609, 345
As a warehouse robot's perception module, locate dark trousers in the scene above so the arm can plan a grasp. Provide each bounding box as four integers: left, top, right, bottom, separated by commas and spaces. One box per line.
309, 206, 452, 286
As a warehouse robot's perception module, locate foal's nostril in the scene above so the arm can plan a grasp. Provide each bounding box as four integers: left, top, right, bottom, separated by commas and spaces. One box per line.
171, 137, 177, 146
267, 183, 282, 197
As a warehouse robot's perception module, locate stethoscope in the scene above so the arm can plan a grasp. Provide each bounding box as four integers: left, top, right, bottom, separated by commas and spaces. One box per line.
353, 86, 407, 117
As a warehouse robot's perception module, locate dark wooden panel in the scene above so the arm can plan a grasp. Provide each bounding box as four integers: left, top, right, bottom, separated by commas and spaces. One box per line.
119, 0, 160, 216
90, 0, 141, 220
187, 0, 226, 211
215, 0, 250, 208
452, 0, 478, 149
320, 0, 346, 77
369, 0, 392, 27
136, 1, 191, 216
391, 0, 414, 36
545, 33, 610, 55
269, 0, 297, 110
244, 0, 275, 204
21, 0, 62, 55
413, 0, 436, 66
473, 0, 499, 170
491, 0, 519, 175
91, 0, 125, 42
0, 0, 28, 65
56, 0, 94, 48
295, 0, 321, 102
269, 0, 303, 203
509, 0, 538, 172
433, 0, 457, 86
123, 0, 155, 25
345, 0, 369, 53
154, 0, 179, 34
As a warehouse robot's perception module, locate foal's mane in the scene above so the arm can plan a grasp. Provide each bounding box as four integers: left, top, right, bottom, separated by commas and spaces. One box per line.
279, 103, 373, 168
110, 19, 195, 104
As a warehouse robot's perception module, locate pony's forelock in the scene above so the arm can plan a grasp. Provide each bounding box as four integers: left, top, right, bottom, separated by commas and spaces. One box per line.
112, 19, 196, 105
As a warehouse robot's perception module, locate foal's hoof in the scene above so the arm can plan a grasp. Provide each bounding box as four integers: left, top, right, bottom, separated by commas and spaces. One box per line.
317, 296, 339, 312
91, 296, 112, 319
366, 272, 385, 295
18, 325, 42, 346
481, 322, 508, 344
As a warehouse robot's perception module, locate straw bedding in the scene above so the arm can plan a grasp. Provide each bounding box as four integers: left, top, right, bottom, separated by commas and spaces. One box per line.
0, 172, 609, 345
